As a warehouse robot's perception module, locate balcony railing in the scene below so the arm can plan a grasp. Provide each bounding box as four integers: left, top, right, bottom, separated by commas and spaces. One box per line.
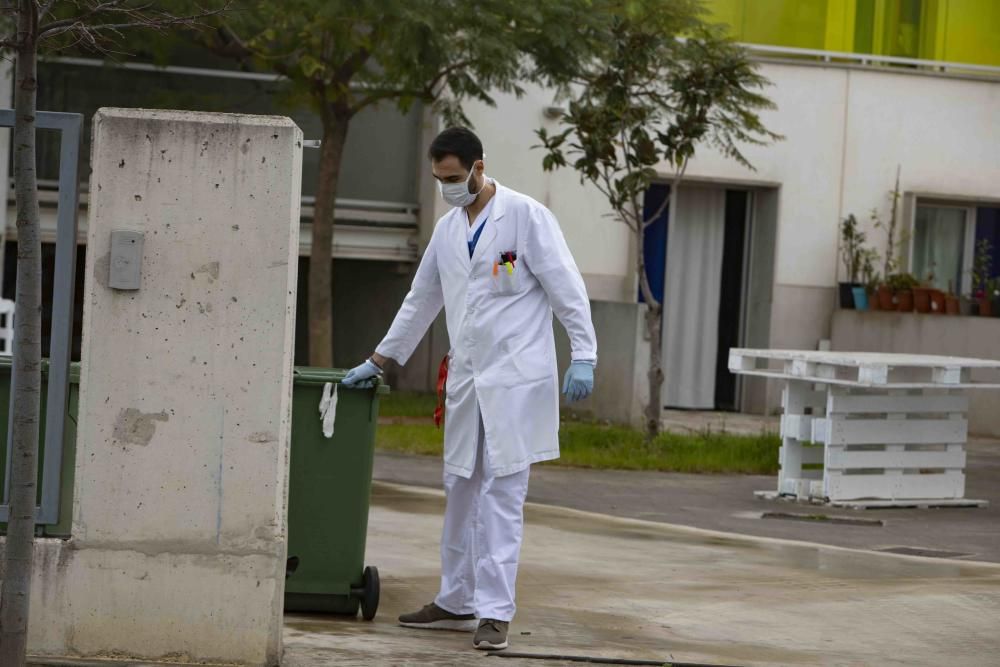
741, 42, 1000, 78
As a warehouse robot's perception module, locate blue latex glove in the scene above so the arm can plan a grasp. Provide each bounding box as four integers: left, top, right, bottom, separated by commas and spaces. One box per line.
562, 361, 594, 403
342, 359, 382, 389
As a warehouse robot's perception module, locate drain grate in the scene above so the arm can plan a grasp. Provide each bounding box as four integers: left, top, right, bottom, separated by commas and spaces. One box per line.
877, 546, 973, 559
761, 511, 883, 527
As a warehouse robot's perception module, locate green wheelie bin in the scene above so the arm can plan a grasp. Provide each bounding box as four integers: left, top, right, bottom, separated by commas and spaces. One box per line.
284, 366, 387, 620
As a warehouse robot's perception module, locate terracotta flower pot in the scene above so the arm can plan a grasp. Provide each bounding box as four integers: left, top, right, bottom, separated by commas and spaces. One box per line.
929, 289, 946, 314
877, 285, 895, 311
979, 297, 993, 317
913, 287, 931, 313
896, 289, 914, 312
944, 295, 960, 315
868, 289, 880, 311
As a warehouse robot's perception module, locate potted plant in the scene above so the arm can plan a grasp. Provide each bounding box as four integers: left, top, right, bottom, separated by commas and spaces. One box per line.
876, 279, 894, 310
928, 286, 946, 314
871, 168, 910, 313
915, 270, 945, 314
945, 280, 961, 315
857, 247, 879, 312
971, 239, 994, 317
887, 273, 919, 312
913, 271, 933, 314
987, 278, 1000, 318
838, 214, 865, 309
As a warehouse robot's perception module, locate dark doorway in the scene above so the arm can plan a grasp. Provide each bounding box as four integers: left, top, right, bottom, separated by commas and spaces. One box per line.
714, 190, 749, 411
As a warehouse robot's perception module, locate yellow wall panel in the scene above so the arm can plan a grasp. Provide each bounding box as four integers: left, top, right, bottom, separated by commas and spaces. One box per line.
703, 0, 1000, 66
939, 0, 1000, 66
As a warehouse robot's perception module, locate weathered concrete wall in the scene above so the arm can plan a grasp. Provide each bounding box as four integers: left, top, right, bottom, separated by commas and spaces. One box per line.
17, 109, 302, 665
555, 300, 649, 428
832, 310, 1000, 437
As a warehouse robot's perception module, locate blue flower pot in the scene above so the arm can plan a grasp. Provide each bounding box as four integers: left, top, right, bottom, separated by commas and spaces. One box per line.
851, 286, 869, 311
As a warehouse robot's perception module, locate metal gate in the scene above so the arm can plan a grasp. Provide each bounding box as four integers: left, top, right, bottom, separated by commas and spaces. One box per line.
0, 109, 82, 527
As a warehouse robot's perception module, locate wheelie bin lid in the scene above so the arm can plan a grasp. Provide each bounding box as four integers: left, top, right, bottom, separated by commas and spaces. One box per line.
293, 366, 390, 394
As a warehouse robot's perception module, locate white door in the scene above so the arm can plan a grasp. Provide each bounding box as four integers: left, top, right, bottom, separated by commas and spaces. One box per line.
661, 186, 726, 409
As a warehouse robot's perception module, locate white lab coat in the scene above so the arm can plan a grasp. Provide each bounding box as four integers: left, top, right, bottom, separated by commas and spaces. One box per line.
376, 182, 597, 478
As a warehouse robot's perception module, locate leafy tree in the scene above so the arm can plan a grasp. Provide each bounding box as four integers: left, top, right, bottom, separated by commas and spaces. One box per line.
0, 3, 229, 664
204, 0, 602, 367
536, 0, 780, 439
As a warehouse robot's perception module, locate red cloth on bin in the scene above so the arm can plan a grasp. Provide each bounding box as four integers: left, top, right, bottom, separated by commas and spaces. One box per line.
434, 354, 449, 428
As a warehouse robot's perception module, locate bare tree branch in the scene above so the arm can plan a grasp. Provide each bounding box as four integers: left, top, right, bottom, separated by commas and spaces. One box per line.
37, 0, 59, 20
38, 0, 129, 37
38, 1, 233, 42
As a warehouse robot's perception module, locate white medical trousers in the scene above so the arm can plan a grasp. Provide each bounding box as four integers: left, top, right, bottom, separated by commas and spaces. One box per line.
434, 419, 531, 622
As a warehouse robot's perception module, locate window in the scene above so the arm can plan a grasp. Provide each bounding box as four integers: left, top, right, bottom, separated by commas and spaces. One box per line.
33, 61, 422, 203
910, 201, 1000, 295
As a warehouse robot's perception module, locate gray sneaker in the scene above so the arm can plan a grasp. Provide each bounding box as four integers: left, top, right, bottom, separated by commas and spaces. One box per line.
398, 602, 478, 632
473, 619, 509, 650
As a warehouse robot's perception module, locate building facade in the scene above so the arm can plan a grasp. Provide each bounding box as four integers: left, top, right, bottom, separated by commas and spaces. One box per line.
4, 0, 1000, 430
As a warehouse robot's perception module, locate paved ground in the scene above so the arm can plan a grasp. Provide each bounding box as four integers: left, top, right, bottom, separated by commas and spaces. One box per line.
374, 435, 1000, 563
32, 411, 1000, 666
659, 409, 780, 436
282, 482, 1000, 667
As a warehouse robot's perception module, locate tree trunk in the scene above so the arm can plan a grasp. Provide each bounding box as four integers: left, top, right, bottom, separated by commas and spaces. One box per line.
644, 303, 664, 440
635, 219, 663, 441
0, 5, 41, 665
307, 112, 349, 367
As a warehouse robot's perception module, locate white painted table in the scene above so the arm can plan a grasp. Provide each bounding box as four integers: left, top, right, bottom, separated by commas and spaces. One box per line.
729, 349, 1000, 508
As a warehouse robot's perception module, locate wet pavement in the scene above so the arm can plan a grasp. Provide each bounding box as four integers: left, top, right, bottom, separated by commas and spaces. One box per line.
282, 482, 1000, 667
374, 436, 1000, 563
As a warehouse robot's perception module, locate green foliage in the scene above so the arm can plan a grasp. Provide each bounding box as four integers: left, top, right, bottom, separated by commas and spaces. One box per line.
886, 272, 919, 291
375, 419, 781, 475
379, 391, 439, 419
839, 214, 866, 283
212, 0, 601, 123
971, 238, 994, 297
535, 0, 780, 244
873, 166, 907, 279
860, 247, 881, 290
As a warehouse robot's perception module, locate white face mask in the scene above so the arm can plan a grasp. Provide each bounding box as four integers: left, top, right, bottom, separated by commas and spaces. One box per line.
439, 162, 486, 208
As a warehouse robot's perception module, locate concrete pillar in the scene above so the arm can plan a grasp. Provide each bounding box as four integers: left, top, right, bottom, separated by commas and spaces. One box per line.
25, 109, 302, 665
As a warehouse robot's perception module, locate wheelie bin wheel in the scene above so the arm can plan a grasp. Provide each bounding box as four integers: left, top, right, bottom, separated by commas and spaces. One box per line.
359, 566, 379, 620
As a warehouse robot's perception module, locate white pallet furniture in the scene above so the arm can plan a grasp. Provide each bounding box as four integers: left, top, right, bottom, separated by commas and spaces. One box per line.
729, 349, 1000, 508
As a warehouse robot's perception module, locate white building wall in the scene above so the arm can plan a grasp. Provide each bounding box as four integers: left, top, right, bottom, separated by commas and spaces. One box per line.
455, 61, 1000, 420
462, 62, 1000, 297
460, 92, 633, 301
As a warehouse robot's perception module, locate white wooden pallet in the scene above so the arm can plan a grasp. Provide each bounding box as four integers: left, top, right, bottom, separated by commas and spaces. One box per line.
729, 349, 1000, 389
779, 383, 972, 503
731, 349, 1000, 506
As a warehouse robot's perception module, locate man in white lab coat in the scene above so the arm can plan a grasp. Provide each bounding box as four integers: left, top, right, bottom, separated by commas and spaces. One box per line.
343, 127, 597, 651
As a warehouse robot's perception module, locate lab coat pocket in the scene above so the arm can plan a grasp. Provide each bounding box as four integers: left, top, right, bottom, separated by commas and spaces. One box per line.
493, 265, 519, 295
504, 336, 552, 384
